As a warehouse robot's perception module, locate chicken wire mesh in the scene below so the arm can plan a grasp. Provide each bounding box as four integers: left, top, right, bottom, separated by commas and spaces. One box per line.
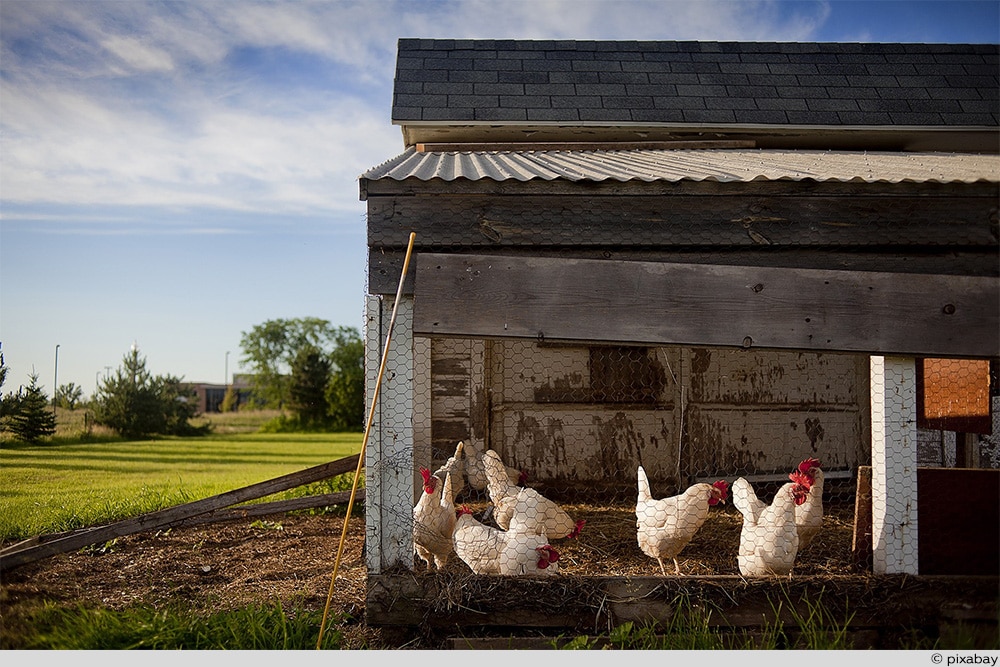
385, 334, 991, 580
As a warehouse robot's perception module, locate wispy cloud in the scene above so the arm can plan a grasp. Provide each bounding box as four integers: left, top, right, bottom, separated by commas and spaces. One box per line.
0, 0, 831, 232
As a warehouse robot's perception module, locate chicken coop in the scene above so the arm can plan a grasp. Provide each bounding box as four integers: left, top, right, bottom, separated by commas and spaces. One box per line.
358, 39, 999, 642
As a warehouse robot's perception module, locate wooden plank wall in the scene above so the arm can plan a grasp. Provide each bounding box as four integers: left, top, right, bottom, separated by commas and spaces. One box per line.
428, 337, 867, 492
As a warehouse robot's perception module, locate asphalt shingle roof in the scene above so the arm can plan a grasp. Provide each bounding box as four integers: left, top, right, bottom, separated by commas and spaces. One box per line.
392, 39, 999, 128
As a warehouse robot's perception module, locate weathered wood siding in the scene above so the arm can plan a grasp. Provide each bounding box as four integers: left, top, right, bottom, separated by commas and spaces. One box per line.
424, 336, 866, 492
684, 347, 869, 478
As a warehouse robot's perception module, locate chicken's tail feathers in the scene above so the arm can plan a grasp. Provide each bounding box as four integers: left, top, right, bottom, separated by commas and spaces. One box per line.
483, 449, 515, 501
442, 471, 456, 507
731, 477, 761, 523
637, 465, 652, 503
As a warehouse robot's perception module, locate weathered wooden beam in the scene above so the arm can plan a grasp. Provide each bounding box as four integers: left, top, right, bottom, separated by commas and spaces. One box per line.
367, 194, 998, 247
0, 455, 361, 573
368, 248, 1000, 295
163, 490, 366, 528
365, 573, 999, 635
412, 253, 999, 358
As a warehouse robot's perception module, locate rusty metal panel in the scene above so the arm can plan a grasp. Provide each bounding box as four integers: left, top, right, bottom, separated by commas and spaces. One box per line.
917, 358, 993, 434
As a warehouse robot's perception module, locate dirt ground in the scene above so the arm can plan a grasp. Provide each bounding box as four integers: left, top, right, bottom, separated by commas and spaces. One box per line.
0, 500, 866, 650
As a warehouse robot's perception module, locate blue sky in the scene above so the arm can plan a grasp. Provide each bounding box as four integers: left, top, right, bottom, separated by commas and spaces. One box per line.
1, 0, 998, 398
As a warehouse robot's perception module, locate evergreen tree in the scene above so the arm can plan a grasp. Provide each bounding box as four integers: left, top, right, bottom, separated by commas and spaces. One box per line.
92, 346, 203, 438
154, 373, 199, 435
288, 344, 331, 428
8, 371, 57, 443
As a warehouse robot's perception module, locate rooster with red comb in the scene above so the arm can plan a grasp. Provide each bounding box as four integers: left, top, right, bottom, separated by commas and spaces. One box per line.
789, 458, 824, 551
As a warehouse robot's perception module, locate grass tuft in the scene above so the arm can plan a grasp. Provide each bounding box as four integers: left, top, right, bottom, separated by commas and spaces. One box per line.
15, 600, 345, 650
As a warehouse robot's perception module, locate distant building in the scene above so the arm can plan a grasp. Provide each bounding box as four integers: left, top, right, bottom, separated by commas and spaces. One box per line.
185, 374, 255, 413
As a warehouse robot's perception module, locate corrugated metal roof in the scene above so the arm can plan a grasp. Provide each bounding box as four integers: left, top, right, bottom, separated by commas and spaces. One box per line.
361, 147, 1000, 184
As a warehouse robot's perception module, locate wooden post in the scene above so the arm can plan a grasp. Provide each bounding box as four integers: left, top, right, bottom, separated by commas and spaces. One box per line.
869, 356, 919, 575
851, 465, 873, 571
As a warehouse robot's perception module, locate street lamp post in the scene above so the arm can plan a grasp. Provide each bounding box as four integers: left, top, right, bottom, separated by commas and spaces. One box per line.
53, 344, 60, 412
225, 351, 230, 388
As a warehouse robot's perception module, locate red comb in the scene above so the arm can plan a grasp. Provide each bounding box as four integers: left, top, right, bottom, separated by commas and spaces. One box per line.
798, 458, 821, 474
420, 468, 431, 483
713, 480, 730, 498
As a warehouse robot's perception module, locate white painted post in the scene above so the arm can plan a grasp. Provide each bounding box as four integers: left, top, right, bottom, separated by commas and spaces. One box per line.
869, 355, 920, 575
365, 294, 416, 574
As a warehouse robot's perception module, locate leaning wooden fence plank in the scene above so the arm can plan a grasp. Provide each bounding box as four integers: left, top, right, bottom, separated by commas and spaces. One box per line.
167, 489, 367, 529
0, 489, 367, 554
0, 454, 360, 572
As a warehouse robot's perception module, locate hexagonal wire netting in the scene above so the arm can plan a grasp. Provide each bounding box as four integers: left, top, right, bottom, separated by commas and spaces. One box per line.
400, 334, 996, 579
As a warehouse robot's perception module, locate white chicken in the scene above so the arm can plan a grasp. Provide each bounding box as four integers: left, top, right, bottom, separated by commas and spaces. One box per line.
635, 466, 730, 575
483, 448, 584, 540
733, 478, 810, 577
791, 458, 824, 550
462, 439, 525, 491
412, 468, 457, 570
433, 440, 467, 502
732, 457, 824, 552
452, 506, 560, 576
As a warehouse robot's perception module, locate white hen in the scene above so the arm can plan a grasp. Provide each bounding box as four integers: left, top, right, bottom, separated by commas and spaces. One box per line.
433, 440, 466, 502
635, 466, 729, 575
732, 457, 825, 552
462, 439, 524, 491
452, 506, 560, 576
734, 479, 809, 577
412, 468, 456, 570
483, 449, 583, 540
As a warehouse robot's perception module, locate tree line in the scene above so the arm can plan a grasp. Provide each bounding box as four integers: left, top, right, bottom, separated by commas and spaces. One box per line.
0, 318, 364, 443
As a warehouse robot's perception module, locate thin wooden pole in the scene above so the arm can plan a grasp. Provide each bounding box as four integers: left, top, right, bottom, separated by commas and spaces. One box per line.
316, 231, 416, 649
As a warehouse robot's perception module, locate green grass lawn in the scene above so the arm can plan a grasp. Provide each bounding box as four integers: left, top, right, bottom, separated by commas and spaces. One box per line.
0, 411, 363, 542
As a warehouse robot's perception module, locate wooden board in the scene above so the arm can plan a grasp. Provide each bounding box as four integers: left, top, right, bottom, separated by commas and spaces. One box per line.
369, 248, 1000, 295
368, 194, 998, 247
365, 573, 999, 637
413, 253, 999, 358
